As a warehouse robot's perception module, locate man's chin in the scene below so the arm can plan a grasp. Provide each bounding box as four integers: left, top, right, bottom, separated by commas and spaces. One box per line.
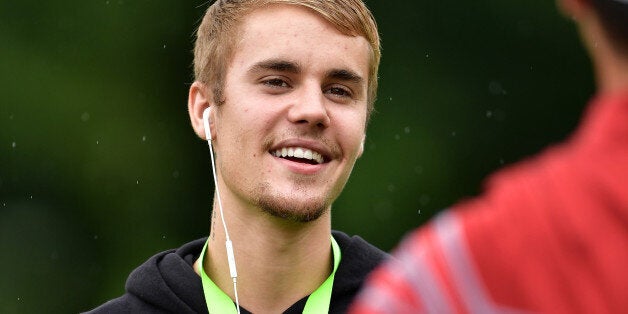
257, 197, 329, 223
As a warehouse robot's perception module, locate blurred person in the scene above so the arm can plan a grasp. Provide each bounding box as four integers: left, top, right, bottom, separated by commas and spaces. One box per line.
351, 0, 628, 313
85, 0, 387, 313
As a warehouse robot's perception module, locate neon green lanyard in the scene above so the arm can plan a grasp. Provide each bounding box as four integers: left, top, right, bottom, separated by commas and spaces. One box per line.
198, 235, 341, 314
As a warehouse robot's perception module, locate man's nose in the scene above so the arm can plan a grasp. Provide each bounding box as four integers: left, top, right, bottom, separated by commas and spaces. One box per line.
287, 85, 331, 129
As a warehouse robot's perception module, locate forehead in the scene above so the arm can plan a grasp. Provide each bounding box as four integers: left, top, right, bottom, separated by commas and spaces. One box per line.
230, 4, 371, 79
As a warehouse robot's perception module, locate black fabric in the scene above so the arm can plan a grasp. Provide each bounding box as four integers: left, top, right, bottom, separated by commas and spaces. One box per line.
84, 230, 388, 314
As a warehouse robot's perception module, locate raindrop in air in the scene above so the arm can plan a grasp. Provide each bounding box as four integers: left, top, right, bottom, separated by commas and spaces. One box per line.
404, 127, 411, 134
11, 142, 16, 148
81, 112, 90, 122
486, 110, 493, 118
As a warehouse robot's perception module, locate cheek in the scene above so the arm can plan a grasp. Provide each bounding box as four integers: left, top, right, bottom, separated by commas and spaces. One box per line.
337, 131, 366, 161
348, 136, 365, 158
333, 111, 367, 155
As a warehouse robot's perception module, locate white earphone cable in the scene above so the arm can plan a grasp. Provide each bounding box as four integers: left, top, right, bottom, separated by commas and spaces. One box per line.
204, 108, 241, 314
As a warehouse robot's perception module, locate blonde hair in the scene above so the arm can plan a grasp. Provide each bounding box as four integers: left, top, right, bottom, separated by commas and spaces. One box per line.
193, 0, 380, 115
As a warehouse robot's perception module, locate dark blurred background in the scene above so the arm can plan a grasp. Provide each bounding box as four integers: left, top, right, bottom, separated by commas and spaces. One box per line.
0, 0, 593, 312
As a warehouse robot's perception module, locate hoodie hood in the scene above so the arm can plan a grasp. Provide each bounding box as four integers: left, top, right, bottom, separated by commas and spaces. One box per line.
84, 232, 387, 314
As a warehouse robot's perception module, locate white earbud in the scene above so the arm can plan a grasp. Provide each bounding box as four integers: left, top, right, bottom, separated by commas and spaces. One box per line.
203, 107, 212, 141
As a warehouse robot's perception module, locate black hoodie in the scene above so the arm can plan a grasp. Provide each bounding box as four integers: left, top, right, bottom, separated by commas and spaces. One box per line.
85, 230, 388, 313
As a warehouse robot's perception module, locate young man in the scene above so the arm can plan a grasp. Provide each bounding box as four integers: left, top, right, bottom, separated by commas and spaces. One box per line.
351, 0, 628, 313
86, 0, 387, 313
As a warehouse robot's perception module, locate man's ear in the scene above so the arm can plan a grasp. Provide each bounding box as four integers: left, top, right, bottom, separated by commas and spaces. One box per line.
188, 81, 216, 140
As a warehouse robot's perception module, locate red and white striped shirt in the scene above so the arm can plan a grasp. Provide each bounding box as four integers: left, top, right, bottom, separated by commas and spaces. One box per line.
351, 91, 628, 314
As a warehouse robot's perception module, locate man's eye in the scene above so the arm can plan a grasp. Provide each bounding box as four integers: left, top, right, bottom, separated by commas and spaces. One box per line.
326, 86, 352, 98
263, 78, 289, 88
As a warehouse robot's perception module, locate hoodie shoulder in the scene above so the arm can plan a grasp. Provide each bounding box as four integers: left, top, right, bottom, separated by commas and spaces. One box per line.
333, 230, 389, 276
330, 230, 389, 313
83, 238, 208, 314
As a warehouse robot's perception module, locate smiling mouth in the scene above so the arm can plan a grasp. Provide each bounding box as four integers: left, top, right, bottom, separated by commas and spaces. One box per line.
270, 147, 326, 165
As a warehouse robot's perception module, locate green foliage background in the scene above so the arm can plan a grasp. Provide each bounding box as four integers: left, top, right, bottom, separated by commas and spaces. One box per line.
0, 0, 592, 312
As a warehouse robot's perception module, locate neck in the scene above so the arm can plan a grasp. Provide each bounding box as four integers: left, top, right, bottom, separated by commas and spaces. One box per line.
195, 195, 333, 314
579, 8, 628, 94
590, 39, 628, 95
596, 55, 628, 95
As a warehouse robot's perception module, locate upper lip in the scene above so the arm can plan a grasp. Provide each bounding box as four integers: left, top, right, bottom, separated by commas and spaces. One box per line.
269, 138, 335, 163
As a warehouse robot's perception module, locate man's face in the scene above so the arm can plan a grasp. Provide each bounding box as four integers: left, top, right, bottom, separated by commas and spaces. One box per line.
213, 4, 370, 222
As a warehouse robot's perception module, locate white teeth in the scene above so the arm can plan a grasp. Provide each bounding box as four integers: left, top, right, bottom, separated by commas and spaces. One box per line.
294, 148, 304, 158
313, 152, 322, 163
271, 146, 324, 164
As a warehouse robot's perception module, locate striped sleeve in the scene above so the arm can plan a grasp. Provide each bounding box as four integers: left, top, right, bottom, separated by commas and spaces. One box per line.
350, 211, 532, 314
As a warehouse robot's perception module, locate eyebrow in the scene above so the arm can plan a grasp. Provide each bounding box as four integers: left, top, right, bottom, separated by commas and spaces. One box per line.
248, 59, 301, 74
326, 69, 364, 85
